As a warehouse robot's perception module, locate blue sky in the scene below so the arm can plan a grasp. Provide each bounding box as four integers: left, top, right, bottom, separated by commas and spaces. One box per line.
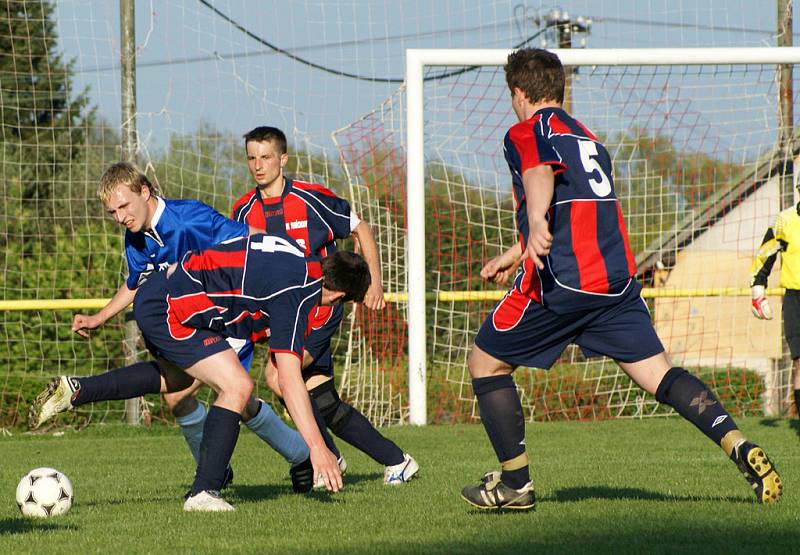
52, 1, 795, 157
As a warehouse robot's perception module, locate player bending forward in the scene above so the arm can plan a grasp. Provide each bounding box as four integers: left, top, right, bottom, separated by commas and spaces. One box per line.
231, 126, 418, 488
28, 162, 309, 488
460, 48, 782, 511
48, 238, 368, 511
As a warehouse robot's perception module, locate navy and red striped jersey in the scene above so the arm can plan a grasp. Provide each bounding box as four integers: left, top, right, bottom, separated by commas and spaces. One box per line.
165, 233, 323, 360
231, 178, 358, 257
504, 107, 638, 313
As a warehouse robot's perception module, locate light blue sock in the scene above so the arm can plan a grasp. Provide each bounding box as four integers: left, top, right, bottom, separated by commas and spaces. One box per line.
245, 399, 309, 466
175, 402, 206, 464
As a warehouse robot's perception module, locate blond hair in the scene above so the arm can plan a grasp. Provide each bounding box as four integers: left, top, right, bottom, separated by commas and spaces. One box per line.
97, 162, 159, 202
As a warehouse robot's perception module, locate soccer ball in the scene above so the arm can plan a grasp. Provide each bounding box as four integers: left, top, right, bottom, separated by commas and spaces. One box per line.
15, 467, 73, 518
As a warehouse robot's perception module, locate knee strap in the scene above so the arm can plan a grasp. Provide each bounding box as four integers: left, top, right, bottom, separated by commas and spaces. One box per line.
309, 380, 353, 435
655, 367, 687, 404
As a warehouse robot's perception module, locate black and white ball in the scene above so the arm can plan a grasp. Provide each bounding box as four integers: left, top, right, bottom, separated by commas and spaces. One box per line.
15, 467, 73, 518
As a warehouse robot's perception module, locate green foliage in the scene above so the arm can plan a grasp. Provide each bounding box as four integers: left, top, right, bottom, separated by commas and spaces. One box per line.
0, 0, 94, 209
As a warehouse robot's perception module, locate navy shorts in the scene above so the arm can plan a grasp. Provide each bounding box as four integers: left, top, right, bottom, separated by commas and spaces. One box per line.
474, 283, 664, 369
133, 272, 232, 369
301, 303, 344, 379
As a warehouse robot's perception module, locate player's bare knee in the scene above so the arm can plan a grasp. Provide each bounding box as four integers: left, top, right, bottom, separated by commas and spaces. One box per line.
468, 345, 512, 378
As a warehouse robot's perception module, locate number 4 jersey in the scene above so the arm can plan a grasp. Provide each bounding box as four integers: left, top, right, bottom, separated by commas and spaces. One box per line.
165, 233, 323, 360
504, 107, 638, 314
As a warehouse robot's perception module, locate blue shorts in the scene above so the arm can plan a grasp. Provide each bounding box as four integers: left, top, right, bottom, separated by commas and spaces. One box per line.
301, 303, 343, 379
133, 272, 251, 369
474, 282, 664, 369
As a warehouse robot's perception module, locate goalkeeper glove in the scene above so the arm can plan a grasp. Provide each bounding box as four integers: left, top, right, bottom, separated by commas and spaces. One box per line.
751, 285, 773, 320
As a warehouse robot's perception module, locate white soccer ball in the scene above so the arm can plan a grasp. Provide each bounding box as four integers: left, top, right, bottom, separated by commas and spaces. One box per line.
15, 467, 73, 518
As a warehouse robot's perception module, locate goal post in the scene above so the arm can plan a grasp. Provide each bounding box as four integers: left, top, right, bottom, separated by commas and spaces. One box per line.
405, 47, 800, 425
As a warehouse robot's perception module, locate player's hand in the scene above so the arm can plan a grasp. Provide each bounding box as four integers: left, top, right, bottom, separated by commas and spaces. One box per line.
751, 285, 773, 320
480, 255, 519, 285
71, 313, 103, 339
310, 444, 342, 492
521, 219, 552, 270
363, 282, 386, 311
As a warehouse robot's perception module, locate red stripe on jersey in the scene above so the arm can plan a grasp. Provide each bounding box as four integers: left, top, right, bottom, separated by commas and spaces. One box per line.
517, 257, 542, 302
227, 310, 265, 325
508, 116, 542, 174
307, 260, 322, 280
310, 305, 334, 329
166, 306, 196, 340
615, 201, 637, 276
168, 292, 219, 324
232, 191, 266, 230
492, 289, 531, 331
284, 195, 311, 255
184, 249, 246, 272
547, 113, 572, 136
570, 202, 610, 294
293, 180, 337, 197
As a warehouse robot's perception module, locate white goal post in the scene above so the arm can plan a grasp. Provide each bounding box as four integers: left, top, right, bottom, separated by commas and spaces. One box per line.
405, 47, 800, 425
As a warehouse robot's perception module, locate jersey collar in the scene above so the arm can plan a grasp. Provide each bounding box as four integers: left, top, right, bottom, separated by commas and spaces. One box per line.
256, 177, 293, 205
143, 197, 166, 247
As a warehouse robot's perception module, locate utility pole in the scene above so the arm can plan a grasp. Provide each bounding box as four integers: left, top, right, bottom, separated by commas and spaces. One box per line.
120, 0, 141, 425
538, 9, 592, 113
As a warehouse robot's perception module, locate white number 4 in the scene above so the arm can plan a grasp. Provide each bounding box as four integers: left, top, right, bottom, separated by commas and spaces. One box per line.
578, 139, 612, 197
250, 235, 305, 257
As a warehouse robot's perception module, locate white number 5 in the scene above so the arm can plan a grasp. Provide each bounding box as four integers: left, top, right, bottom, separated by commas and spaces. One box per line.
578, 139, 612, 197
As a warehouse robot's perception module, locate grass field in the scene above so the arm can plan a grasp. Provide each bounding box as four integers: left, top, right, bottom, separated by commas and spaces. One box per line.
1, 416, 798, 554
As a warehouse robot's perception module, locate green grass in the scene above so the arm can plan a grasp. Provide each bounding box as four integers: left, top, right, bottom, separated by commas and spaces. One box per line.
1, 417, 798, 554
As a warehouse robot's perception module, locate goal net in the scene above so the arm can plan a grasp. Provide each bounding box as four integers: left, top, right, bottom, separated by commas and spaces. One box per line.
333, 48, 800, 424
1, 1, 798, 429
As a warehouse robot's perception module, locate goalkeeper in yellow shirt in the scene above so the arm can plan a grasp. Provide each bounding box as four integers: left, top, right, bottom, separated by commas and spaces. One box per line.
751, 204, 800, 421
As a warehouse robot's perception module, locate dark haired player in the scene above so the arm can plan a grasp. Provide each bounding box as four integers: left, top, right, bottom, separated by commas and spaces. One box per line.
232, 126, 418, 488
461, 48, 782, 510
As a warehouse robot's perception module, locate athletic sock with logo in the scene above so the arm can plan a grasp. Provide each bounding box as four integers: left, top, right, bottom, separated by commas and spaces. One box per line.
655, 367, 739, 451
472, 375, 529, 489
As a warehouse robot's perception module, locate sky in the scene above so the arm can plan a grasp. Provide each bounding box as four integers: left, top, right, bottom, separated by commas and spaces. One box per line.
49, 0, 799, 166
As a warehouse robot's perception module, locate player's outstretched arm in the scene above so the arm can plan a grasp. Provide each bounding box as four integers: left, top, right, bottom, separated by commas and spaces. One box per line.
481, 242, 523, 284
521, 165, 555, 270
72, 283, 137, 338
351, 220, 385, 310
275, 352, 342, 492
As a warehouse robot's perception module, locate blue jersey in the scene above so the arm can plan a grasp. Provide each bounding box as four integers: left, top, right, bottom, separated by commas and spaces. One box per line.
165, 234, 323, 360
231, 178, 357, 257
124, 198, 249, 290
504, 107, 638, 313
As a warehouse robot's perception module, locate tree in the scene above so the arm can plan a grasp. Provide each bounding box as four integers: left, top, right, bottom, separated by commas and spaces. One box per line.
0, 0, 94, 206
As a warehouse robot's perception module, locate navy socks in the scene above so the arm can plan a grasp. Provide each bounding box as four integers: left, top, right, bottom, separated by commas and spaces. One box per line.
72, 361, 161, 406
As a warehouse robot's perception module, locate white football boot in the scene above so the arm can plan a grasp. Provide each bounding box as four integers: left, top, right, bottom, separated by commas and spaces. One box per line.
28, 376, 78, 430
384, 453, 419, 485
183, 490, 235, 512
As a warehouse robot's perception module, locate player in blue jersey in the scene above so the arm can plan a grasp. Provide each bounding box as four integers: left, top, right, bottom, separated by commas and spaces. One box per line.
28, 162, 309, 484
460, 48, 782, 510
231, 126, 418, 489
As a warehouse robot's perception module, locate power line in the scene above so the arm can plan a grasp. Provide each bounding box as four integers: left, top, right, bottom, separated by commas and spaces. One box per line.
74, 19, 510, 75
196, 0, 546, 83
